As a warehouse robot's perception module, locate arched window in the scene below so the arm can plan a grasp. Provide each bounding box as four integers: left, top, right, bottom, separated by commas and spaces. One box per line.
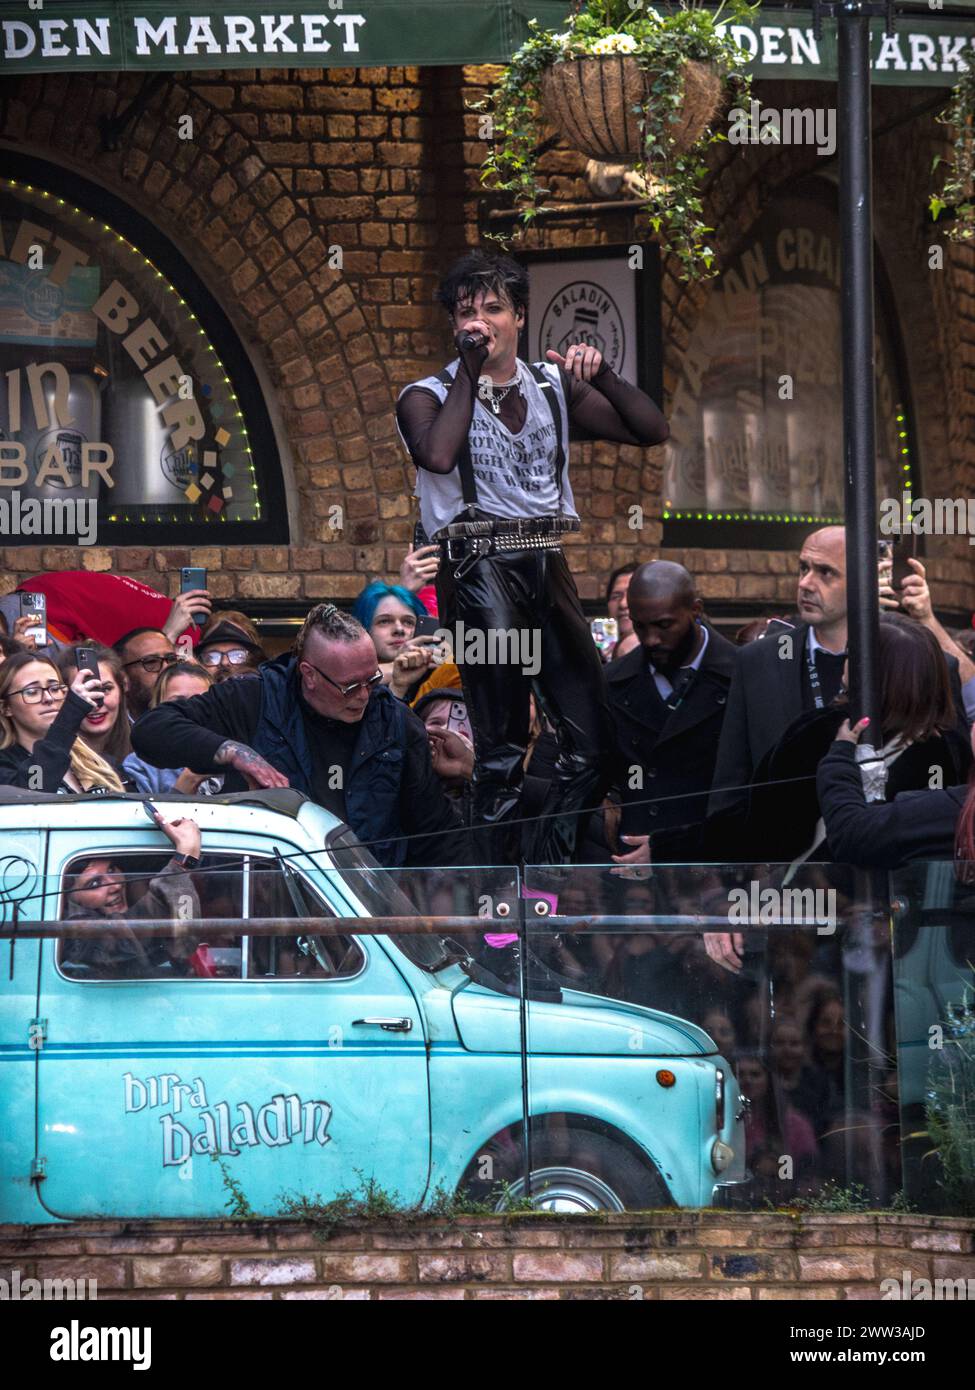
0, 155, 287, 544
663, 177, 914, 549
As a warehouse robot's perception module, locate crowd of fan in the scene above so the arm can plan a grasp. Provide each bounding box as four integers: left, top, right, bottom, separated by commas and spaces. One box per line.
0, 527, 974, 878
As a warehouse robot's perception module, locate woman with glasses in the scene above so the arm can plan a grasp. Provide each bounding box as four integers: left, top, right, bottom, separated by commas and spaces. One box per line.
0, 651, 124, 794
56, 646, 132, 779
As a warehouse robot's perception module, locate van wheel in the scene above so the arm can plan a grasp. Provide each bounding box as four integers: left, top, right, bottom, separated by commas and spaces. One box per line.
465, 1129, 671, 1214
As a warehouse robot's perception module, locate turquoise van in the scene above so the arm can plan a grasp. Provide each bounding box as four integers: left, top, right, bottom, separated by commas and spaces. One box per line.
0, 787, 746, 1220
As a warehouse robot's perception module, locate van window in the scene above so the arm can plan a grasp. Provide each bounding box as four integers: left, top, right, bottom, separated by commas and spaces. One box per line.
246, 858, 363, 980
58, 852, 244, 980
57, 851, 362, 982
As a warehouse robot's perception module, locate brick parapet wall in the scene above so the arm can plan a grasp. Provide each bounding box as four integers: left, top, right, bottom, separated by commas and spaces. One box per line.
1, 1213, 973, 1300
0, 68, 972, 612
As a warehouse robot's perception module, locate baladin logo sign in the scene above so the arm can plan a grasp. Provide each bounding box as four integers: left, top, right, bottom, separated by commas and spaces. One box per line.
123, 1072, 333, 1167
538, 282, 625, 375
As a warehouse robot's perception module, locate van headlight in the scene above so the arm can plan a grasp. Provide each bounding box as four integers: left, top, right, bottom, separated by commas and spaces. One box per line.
711, 1140, 734, 1173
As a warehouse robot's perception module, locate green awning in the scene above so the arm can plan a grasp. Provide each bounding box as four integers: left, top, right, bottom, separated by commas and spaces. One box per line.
0, 2, 972, 85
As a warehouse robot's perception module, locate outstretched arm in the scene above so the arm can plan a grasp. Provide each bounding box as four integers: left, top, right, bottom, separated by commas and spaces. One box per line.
131, 679, 285, 787
550, 347, 668, 446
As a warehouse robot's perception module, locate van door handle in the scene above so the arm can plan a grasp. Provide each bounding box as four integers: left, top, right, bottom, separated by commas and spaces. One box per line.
352, 1017, 413, 1033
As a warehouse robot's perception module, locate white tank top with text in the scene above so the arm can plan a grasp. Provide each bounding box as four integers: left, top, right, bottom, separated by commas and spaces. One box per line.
396, 357, 577, 539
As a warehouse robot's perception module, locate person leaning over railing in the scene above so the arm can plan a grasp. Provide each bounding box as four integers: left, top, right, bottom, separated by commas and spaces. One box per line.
816, 715, 975, 868
130, 602, 474, 869
0, 650, 123, 795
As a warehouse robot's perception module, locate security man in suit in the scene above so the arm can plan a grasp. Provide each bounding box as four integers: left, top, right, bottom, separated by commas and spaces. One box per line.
708, 525, 972, 838
707, 525, 848, 847
607, 561, 737, 868
704, 524, 973, 974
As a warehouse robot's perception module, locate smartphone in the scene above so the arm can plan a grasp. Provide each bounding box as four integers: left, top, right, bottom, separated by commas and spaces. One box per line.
180, 567, 208, 626
415, 614, 442, 640
142, 800, 161, 823
590, 616, 619, 656
19, 592, 47, 647
74, 646, 105, 706
891, 533, 917, 591
74, 646, 100, 678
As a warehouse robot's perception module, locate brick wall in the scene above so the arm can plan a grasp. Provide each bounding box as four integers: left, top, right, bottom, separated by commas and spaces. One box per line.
0, 68, 972, 614
1, 1213, 973, 1299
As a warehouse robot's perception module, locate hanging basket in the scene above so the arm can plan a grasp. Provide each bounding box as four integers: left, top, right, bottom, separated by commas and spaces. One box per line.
540, 54, 722, 164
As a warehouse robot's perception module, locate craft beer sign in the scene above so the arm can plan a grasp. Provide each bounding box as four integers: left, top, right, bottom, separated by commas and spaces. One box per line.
0, 3, 971, 85
0, 177, 260, 535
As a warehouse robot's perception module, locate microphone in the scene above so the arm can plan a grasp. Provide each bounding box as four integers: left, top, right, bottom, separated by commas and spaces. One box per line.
458, 331, 487, 352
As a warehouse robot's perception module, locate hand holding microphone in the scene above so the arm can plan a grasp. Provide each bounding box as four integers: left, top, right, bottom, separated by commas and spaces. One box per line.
454, 321, 491, 380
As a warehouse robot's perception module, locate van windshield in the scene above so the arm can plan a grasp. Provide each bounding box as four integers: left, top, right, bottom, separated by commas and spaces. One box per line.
323, 826, 454, 973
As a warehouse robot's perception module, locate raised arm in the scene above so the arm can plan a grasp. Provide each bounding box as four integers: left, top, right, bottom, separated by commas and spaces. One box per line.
0, 689, 92, 793
396, 333, 489, 474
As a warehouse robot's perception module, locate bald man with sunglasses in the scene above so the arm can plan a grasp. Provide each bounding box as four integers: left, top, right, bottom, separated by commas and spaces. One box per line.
131, 602, 473, 869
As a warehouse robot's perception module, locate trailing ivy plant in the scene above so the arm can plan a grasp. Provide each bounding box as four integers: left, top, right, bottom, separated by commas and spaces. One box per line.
923, 990, 975, 1215
930, 68, 975, 245
475, 0, 758, 279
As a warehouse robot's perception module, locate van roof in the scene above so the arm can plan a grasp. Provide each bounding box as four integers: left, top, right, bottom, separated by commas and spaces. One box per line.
0, 786, 310, 818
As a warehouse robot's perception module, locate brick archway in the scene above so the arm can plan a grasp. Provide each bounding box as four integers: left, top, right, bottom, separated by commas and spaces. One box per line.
0, 66, 427, 601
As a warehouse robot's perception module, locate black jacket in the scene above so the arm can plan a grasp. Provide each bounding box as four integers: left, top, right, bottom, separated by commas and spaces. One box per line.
816, 740, 967, 868
709, 618, 970, 822
708, 619, 817, 823
731, 705, 972, 862
0, 690, 93, 793
607, 625, 737, 859
131, 666, 474, 870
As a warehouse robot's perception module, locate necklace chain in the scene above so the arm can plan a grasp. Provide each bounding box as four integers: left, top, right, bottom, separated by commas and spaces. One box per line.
485, 370, 519, 415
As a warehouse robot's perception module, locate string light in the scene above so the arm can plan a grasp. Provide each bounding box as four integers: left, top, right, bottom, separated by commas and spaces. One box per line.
4, 176, 264, 526
663, 403, 913, 527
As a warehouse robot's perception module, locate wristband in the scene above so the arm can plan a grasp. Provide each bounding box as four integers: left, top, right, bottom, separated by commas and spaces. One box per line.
174, 853, 201, 871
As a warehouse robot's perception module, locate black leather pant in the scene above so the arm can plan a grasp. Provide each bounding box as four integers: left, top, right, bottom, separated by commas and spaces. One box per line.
437, 546, 614, 868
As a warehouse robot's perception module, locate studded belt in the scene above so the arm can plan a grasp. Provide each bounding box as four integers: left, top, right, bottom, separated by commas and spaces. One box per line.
435, 516, 580, 579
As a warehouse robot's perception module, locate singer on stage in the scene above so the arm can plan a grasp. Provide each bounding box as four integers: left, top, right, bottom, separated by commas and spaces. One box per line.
395, 251, 669, 867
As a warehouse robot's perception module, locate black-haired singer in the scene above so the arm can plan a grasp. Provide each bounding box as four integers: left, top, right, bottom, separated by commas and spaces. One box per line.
395, 250, 669, 867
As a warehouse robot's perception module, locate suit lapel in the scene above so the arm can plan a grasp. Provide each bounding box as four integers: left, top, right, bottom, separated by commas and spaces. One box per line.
775, 619, 808, 726
653, 629, 735, 746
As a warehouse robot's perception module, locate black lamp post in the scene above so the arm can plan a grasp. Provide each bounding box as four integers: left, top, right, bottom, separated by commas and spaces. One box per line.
815, 0, 898, 749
